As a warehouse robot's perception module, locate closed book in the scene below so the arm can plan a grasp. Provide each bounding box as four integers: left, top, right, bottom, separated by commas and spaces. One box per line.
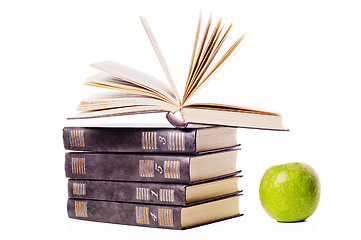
65, 148, 240, 183
68, 173, 242, 205
63, 125, 237, 153
67, 192, 242, 229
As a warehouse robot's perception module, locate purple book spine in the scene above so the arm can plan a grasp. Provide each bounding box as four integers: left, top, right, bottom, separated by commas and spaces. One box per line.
65, 152, 191, 183
67, 198, 182, 229
68, 180, 187, 205
63, 127, 197, 153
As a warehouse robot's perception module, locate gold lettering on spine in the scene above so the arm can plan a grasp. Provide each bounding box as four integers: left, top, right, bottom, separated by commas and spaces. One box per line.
69, 130, 85, 147
142, 207, 146, 224
181, 132, 185, 151
175, 160, 180, 179
173, 133, 178, 151
139, 160, 143, 177
158, 209, 163, 226
70, 130, 74, 147
144, 160, 147, 177
81, 183, 86, 195
147, 132, 150, 149
72, 157, 75, 173
153, 132, 157, 149
142, 132, 145, 149
75, 201, 87, 218
172, 133, 175, 151
160, 189, 175, 203
136, 187, 150, 200
164, 161, 168, 178
135, 206, 149, 225
73, 183, 86, 196
76, 131, 80, 147
71, 158, 86, 174
148, 160, 152, 177
174, 132, 176, 150
150, 160, 154, 177
158, 208, 174, 228
167, 209, 171, 227
177, 133, 182, 151
145, 160, 149, 177
172, 161, 176, 179
142, 132, 157, 150
165, 161, 169, 178
139, 160, 154, 178
168, 132, 185, 151
164, 161, 180, 179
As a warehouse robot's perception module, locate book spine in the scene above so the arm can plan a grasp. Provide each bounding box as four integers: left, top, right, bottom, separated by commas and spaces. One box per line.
63, 127, 197, 153
67, 198, 182, 229
68, 179, 187, 205
65, 152, 191, 183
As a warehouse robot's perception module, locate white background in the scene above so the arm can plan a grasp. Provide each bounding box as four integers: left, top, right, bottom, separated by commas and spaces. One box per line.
1, 0, 360, 239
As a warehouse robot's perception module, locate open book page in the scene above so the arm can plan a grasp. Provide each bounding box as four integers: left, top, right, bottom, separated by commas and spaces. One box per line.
185, 13, 202, 99
140, 16, 181, 105
90, 61, 178, 106
85, 72, 175, 104
73, 105, 172, 119
77, 92, 178, 113
182, 16, 244, 105
181, 103, 284, 130
183, 103, 280, 116
70, 14, 284, 130
183, 15, 213, 103
186, 25, 235, 100
188, 36, 244, 99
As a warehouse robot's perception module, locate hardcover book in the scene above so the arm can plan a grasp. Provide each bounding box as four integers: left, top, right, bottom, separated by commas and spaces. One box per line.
68, 173, 242, 205
65, 148, 240, 183
63, 125, 237, 153
67, 192, 242, 229
69, 14, 285, 130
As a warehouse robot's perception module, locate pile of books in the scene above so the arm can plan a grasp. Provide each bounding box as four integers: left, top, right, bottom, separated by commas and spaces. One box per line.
63, 124, 243, 229
63, 14, 286, 230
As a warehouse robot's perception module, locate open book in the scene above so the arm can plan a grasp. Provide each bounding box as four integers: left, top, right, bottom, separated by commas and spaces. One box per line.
72, 14, 285, 130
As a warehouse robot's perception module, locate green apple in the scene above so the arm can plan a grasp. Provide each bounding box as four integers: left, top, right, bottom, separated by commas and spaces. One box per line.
259, 162, 320, 222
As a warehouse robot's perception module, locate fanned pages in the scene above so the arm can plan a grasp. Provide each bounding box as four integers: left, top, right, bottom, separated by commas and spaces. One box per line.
90, 61, 177, 106
85, 73, 172, 103
70, 14, 286, 130
140, 16, 181, 107
185, 13, 202, 96
77, 92, 176, 112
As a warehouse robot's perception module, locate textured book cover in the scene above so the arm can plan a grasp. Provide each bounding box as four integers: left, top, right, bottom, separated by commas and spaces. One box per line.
67, 192, 242, 229
63, 126, 196, 153
68, 173, 242, 205
63, 125, 237, 154
65, 148, 240, 184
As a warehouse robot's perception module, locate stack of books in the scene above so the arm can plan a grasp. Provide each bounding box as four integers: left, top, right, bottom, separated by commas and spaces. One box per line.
63, 14, 285, 230
63, 124, 243, 229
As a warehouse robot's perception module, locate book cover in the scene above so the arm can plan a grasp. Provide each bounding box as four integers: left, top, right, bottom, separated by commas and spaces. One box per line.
65, 148, 240, 184
68, 173, 242, 205
67, 192, 242, 230
63, 125, 238, 153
